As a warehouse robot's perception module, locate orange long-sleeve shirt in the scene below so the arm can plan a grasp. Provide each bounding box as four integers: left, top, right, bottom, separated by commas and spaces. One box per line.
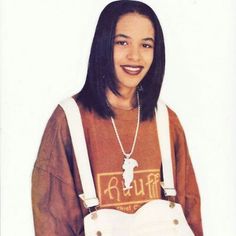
32, 99, 203, 236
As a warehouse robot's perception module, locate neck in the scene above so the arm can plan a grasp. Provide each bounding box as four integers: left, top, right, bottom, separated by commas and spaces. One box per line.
106, 88, 137, 110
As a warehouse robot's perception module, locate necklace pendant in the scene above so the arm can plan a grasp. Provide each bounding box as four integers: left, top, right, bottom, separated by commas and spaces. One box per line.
122, 157, 138, 190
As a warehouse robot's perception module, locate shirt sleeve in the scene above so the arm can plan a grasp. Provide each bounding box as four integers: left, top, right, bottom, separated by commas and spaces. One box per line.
169, 109, 203, 236
32, 105, 85, 236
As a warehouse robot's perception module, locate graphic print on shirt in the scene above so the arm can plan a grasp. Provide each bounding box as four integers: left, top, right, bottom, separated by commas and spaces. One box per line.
97, 169, 160, 213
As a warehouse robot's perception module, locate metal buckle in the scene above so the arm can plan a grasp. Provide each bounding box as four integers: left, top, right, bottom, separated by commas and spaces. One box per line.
89, 206, 98, 220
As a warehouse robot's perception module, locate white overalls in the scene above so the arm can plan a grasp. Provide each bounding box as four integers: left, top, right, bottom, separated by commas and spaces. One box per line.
60, 98, 194, 236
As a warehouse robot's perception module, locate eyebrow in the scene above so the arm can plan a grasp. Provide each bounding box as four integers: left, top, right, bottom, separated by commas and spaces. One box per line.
114, 34, 154, 43
143, 37, 155, 43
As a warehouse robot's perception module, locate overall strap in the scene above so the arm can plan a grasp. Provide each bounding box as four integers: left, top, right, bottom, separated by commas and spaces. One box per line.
60, 97, 176, 208
60, 97, 99, 208
156, 101, 177, 197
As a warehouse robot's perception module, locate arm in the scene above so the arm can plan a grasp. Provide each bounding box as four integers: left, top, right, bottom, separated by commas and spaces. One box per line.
32, 106, 85, 236
169, 110, 203, 236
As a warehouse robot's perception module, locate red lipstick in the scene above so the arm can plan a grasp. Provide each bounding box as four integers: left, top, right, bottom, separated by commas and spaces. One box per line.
120, 65, 144, 75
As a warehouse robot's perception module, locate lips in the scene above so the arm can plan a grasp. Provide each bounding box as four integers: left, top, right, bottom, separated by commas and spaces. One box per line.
120, 65, 144, 75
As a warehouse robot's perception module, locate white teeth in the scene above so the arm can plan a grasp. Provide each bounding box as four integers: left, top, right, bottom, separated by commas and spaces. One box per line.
124, 66, 141, 71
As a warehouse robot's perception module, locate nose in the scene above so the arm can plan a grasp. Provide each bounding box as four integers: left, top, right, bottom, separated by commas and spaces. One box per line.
127, 45, 141, 62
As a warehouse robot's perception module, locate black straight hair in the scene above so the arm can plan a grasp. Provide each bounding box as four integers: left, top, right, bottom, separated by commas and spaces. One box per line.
77, 0, 165, 121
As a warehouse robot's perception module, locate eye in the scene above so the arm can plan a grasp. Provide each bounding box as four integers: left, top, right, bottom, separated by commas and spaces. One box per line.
115, 41, 128, 46
142, 43, 153, 49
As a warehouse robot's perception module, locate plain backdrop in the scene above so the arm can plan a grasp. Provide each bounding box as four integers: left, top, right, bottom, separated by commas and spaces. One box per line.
1, 0, 236, 235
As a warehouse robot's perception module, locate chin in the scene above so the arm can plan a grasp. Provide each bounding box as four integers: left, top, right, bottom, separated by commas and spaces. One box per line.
118, 82, 141, 91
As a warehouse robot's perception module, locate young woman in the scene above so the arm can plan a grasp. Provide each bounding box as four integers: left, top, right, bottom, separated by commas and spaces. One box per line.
32, 1, 203, 235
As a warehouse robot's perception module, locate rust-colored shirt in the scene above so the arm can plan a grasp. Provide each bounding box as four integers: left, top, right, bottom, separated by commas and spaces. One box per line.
32, 100, 203, 236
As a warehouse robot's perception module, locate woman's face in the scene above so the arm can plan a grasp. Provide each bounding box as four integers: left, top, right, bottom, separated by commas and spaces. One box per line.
113, 13, 154, 93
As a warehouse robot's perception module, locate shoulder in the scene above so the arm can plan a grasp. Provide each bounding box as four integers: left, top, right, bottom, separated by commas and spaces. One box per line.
167, 106, 184, 133
56, 95, 93, 124
58, 95, 98, 136
165, 104, 187, 146
49, 104, 67, 127
165, 105, 190, 162
35, 96, 84, 171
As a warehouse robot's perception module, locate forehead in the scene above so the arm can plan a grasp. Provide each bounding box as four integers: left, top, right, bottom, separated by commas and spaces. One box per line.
115, 13, 154, 37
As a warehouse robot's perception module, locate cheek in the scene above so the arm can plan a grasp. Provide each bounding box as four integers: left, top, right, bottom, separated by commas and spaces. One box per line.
113, 48, 124, 64
150, 50, 154, 63
113, 50, 122, 76
144, 52, 154, 68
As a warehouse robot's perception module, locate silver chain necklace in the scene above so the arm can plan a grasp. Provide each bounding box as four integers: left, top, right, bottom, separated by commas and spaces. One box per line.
111, 92, 140, 190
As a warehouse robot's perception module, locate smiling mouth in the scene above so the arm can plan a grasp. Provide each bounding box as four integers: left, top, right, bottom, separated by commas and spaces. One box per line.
120, 65, 144, 75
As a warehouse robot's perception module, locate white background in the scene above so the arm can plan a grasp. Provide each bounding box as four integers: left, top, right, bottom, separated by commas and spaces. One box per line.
1, 0, 236, 235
